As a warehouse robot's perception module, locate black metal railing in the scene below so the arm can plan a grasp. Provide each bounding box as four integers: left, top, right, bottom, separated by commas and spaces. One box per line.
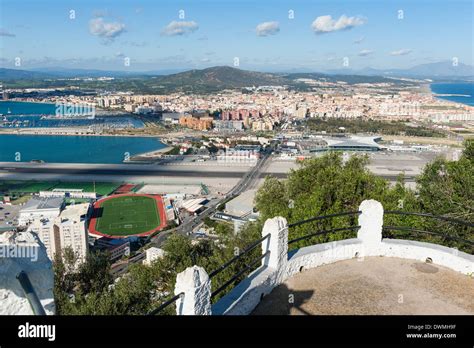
148, 292, 184, 315
209, 233, 271, 299
288, 211, 361, 245
383, 211, 474, 251
211, 250, 270, 299
288, 225, 361, 245
382, 226, 474, 246
288, 211, 361, 228
384, 211, 474, 228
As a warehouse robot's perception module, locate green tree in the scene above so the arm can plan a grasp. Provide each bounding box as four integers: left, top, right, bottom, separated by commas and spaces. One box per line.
75, 251, 112, 294
414, 140, 474, 252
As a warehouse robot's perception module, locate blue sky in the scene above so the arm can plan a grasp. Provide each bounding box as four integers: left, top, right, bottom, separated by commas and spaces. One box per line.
0, 0, 472, 72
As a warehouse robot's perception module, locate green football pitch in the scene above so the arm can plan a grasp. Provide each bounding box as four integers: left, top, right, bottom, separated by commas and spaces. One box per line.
94, 195, 161, 236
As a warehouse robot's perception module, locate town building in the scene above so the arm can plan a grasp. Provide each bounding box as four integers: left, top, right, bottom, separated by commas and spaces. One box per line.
179, 115, 214, 130
144, 247, 166, 265
95, 237, 131, 262
213, 120, 244, 131
28, 203, 90, 264
18, 197, 65, 227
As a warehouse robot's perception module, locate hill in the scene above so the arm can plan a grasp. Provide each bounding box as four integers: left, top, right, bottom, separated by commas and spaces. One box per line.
0, 66, 417, 93
0, 68, 54, 80
152, 66, 290, 92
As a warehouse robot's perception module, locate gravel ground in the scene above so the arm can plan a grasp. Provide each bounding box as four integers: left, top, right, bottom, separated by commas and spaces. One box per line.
252, 257, 474, 315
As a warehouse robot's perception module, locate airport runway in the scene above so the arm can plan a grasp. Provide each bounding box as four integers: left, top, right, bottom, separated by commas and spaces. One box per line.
0, 164, 416, 182
0, 165, 247, 178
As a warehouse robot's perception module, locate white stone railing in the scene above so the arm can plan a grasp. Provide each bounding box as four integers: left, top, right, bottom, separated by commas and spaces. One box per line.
169, 199, 474, 315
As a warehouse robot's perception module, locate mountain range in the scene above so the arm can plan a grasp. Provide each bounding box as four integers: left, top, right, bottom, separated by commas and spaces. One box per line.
1, 61, 472, 81
325, 62, 473, 79
0, 62, 472, 94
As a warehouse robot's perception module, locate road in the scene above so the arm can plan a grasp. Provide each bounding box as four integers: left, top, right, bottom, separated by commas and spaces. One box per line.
149, 148, 273, 247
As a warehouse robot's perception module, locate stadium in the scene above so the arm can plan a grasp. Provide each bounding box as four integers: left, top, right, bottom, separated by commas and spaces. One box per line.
88, 193, 167, 238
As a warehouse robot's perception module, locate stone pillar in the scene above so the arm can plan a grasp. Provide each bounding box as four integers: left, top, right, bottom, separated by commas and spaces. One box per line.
357, 199, 383, 252
261, 217, 288, 280
174, 265, 211, 315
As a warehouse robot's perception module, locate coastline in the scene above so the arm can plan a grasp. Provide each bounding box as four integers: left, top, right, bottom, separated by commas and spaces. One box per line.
0, 100, 55, 105
0, 128, 166, 138
429, 82, 474, 107
0, 126, 189, 139
129, 146, 174, 159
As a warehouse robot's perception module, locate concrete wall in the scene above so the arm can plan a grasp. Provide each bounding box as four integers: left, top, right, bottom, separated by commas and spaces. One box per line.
174, 199, 473, 315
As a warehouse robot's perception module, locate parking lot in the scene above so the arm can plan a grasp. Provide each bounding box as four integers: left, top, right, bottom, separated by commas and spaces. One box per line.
0, 203, 21, 228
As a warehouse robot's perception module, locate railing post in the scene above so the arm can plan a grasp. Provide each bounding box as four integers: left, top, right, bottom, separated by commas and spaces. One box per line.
174, 265, 212, 315
357, 199, 383, 253
261, 217, 288, 280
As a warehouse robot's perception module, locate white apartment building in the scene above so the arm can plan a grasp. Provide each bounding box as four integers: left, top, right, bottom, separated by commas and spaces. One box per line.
144, 247, 165, 266
18, 197, 64, 226
430, 113, 474, 123
28, 203, 90, 264
251, 119, 274, 131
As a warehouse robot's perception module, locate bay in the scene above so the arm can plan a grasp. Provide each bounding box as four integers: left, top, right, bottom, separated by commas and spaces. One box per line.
0, 134, 166, 164
430, 83, 474, 106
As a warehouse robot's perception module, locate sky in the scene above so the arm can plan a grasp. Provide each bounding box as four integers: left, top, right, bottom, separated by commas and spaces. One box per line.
0, 0, 472, 72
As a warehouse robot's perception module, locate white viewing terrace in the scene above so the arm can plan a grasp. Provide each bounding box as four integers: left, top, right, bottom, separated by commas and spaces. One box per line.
149, 200, 474, 316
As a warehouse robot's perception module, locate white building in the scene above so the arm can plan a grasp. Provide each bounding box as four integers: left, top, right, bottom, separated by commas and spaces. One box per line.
28, 203, 90, 264
430, 113, 474, 123
162, 112, 183, 124
135, 105, 155, 114
39, 189, 96, 199
144, 247, 165, 265
18, 197, 64, 226
217, 149, 259, 165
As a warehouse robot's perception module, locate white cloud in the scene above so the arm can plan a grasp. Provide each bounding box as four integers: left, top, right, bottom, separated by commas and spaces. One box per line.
311, 15, 366, 34
128, 41, 147, 47
353, 36, 364, 44
256, 21, 280, 37
0, 29, 15, 37
390, 49, 413, 56
161, 21, 199, 36
358, 49, 374, 56
89, 17, 125, 39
